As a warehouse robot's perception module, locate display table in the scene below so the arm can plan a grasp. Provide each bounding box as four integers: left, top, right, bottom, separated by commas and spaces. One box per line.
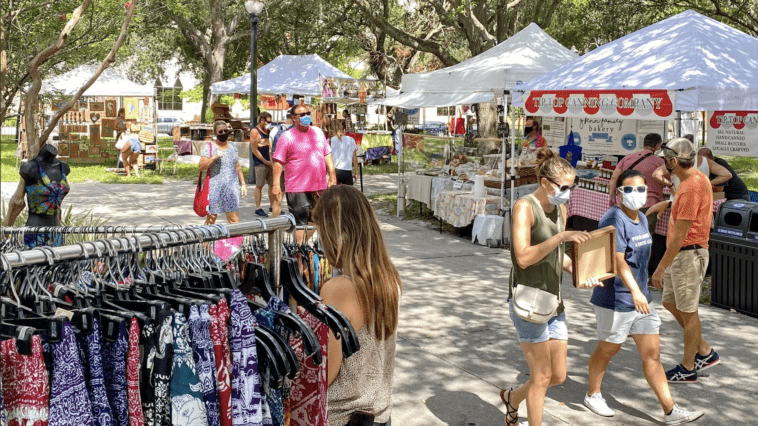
434, 190, 500, 228
431, 177, 505, 205
190, 141, 249, 159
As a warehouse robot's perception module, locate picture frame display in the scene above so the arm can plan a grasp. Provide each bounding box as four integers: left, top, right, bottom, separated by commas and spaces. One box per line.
90, 101, 104, 112
570, 225, 617, 288
105, 100, 117, 118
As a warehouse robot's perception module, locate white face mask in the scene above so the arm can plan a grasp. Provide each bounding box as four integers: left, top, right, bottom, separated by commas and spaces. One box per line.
547, 183, 571, 205
621, 190, 647, 211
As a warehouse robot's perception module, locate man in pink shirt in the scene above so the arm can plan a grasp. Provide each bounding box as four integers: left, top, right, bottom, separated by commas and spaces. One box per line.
272, 104, 336, 242
609, 134, 667, 214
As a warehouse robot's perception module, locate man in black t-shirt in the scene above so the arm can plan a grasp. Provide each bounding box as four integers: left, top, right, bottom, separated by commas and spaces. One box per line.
698, 148, 749, 201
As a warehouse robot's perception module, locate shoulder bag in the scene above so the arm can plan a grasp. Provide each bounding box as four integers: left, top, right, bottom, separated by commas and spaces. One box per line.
193, 142, 212, 217
511, 196, 563, 324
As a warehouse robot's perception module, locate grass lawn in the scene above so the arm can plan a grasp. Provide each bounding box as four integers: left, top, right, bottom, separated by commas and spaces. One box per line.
2, 136, 401, 185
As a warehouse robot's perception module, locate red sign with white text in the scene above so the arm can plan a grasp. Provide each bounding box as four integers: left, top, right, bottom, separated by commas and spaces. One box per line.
521, 90, 675, 120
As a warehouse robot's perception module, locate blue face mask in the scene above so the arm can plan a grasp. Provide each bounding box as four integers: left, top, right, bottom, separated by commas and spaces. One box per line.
299, 115, 311, 126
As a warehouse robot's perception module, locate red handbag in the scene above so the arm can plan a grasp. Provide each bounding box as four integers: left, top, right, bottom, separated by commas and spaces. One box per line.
193, 142, 212, 217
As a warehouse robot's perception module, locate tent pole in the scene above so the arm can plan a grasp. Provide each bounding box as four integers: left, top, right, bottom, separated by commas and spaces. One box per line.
508, 94, 516, 244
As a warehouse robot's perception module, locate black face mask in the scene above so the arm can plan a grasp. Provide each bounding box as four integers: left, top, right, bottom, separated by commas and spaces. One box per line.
217, 133, 229, 142
524, 126, 533, 136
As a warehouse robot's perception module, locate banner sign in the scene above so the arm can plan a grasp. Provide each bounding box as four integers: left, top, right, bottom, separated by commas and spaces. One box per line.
566, 117, 640, 155
521, 90, 676, 120
320, 76, 385, 103
707, 111, 758, 156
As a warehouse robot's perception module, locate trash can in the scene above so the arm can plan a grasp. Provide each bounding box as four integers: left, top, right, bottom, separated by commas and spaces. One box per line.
710, 200, 758, 318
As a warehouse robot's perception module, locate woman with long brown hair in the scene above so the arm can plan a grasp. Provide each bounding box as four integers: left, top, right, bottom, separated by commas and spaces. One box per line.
312, 185, 402, 426
328, 120, 358, 185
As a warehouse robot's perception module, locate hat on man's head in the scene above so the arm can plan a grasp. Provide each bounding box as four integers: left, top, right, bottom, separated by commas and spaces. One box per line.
656, 137, 696, 159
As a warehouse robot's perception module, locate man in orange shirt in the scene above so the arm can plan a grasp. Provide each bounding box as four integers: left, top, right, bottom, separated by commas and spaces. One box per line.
652, 138, 720, 384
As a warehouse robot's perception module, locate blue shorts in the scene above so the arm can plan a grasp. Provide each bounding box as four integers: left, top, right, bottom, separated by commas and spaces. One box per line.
130, 140, 142, 153
509, 299, 568, 344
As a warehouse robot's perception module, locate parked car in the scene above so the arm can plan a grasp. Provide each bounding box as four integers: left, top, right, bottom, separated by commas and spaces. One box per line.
156, 117, 184, 135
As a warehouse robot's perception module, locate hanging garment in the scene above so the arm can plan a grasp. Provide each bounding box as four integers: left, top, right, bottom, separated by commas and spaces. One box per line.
0, 334, 50, 426
79, 316, 114, 426
102, 321, 130, 426
230, 290, 263, 426
0, 360, 6, 426
209, 301, 232, 426
126, 318, 145, 426
170, 312, 209, 426
49, 321, 94, 426
253, 305, 283, 426
287, 310, 328, 426
188, 305, 220, 426
153, 311, 174, 426
25, 159, 70, 216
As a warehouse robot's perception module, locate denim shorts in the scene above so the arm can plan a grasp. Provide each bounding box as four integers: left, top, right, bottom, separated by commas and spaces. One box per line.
509, 299, 568, 343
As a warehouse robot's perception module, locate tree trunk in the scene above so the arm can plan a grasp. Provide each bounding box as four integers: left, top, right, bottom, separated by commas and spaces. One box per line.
477, 102, 498, 138
201, 72, 210, 123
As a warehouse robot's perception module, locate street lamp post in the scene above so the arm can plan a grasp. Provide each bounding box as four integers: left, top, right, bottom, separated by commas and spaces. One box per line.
245, 0, 264, 184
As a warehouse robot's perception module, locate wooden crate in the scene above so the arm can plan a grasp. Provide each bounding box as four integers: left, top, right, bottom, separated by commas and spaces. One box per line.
570, 225, 617, 288
69, 143, 79, 158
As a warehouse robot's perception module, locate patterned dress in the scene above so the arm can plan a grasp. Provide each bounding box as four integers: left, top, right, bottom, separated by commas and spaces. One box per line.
102, 322, 129, 426
209, 301, 233, 426
188, 305, 220, 426
201, 142, 240, 215
49, 322, 94, 426
126, 319, 145, 426
0, 334, 49, 426
230, 290, 263, 426
253, 306, 283, 426
287, 310, 328, 426
170, 312, 208, 426
79, 316, 114, 426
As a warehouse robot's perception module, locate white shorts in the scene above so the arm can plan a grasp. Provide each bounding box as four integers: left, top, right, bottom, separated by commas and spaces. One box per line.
594, 303, 661, 344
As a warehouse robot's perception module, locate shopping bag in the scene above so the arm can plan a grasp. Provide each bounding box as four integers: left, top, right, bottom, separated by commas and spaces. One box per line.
213, 236, 244, 262
193, 142, 213, 217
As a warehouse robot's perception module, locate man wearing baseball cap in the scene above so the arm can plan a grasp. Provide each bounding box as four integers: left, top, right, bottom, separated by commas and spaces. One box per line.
652, 138, 720, 384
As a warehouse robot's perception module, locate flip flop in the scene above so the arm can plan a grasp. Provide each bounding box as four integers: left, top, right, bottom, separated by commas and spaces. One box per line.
500, 388, 519, 426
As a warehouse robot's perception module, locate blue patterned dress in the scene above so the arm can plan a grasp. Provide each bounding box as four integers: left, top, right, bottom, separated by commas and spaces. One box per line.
49, 321, 94, 426
201, 142, 241, 215
103, 321, 130, 426
78, 316, 114, 426
188, 305, 220, 426
230, 290, 263, 426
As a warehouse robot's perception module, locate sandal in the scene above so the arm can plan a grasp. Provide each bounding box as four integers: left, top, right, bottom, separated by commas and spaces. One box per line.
500, 388, 519, 426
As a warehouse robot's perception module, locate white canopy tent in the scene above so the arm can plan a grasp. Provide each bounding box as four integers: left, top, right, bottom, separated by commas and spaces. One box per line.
512, 10, 758, 112
210, 54, 354, 96
42, 65, 154, 97
378, 23, 578, 109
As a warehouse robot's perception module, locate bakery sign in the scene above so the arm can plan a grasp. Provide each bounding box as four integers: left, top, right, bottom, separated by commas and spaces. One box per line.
521, 90, 676, 120
707, 111, 758, 157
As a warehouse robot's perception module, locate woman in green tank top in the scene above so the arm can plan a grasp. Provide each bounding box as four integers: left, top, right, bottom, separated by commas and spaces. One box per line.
500, 148, 601, 426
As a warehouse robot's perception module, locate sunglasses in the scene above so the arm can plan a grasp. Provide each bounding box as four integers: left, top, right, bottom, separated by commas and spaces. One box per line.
547, 178, 577, 193
618, 185, 647, 194
293, 112, 311, 118
217, 130, 229, 135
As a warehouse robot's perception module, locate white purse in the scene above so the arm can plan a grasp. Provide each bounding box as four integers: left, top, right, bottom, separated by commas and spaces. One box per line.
511, 284, 560, 324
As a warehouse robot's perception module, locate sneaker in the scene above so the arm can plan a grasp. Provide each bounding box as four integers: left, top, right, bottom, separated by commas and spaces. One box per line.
665, 404, 704, 425
666, 364, 697, 383
694, 349, 720, 371
255, 209, 268, 217
269, 207, 272, 212
584, 393, 614, 417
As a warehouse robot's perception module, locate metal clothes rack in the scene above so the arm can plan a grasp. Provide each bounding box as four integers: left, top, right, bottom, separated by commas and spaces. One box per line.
0, 225, 192, 235
0, 215, 297, 298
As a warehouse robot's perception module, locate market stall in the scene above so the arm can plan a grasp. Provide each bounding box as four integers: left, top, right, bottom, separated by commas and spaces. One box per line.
40, 65, 157, 165
512, 9, 758, 272
371, 24, 578, 235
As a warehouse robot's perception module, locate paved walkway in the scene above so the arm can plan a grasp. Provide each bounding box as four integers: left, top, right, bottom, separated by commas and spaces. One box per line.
2, 173, 755, 425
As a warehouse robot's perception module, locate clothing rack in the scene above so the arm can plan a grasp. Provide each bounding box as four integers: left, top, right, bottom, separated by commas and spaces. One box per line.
0, 215, 296, 297
0, 225, 192, 235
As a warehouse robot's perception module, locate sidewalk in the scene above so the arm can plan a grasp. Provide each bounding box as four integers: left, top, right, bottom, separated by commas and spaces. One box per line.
2, 173, 755, 425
